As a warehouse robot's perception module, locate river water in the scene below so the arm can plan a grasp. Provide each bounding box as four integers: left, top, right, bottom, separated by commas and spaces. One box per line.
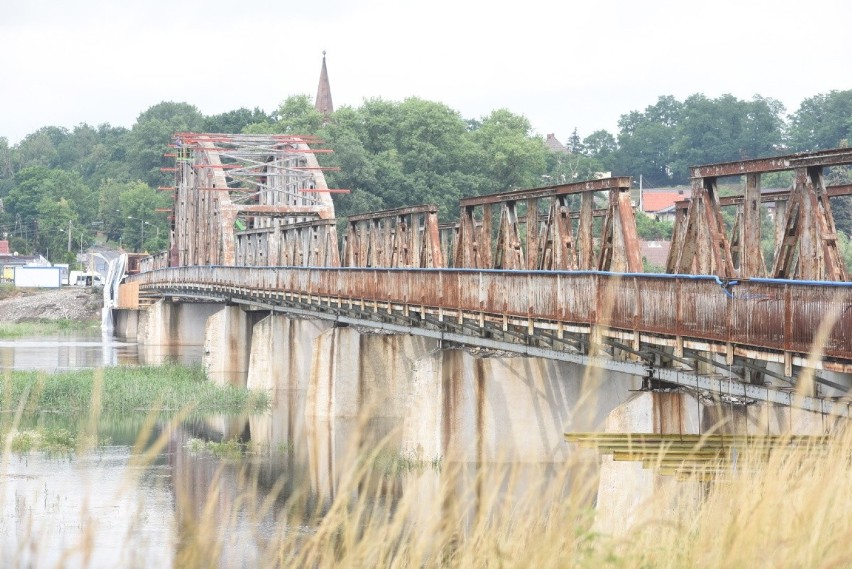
0, 332, 575, 567
0, 330, 203, 371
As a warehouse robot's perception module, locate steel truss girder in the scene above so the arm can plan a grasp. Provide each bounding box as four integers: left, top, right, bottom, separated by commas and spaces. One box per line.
452, 177, 642, 271
670, 149, 852, 280
343, 205, 443, 268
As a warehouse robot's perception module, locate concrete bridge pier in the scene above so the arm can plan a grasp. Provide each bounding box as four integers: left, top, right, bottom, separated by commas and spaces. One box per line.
204, 305, 265, 387
241, 314, 641, 473
246, 315, 333, 473
113, 300, 221, 364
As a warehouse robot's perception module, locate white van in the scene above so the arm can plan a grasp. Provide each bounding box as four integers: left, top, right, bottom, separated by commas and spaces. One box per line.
71, 271, 103, 287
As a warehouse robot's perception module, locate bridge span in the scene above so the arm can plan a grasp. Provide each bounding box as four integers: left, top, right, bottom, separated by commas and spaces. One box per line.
107, 133, 852, 533
126, 265, 852, 417
117, 135, 852, 418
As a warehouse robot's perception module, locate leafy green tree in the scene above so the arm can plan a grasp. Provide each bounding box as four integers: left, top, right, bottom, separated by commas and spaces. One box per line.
203, 107, 272, 133
668, 94, 784, 179
245, 95, 324, 136
3, 166, 97, 263
635, 212, 673, 240
321, 98, 486, 218
611, 96, 683, 186
567, 127, 583, 154
5, 166, 97, 227
789, 90, 852, 151
65, 123, 132, 185
468, 108, 548, 196
127, 102, 204, 187
97, 180, 170, 252
12, 127, 65, 171
36, 196, 78, 265
0, 137, 13, 197
583, 130, 617, 163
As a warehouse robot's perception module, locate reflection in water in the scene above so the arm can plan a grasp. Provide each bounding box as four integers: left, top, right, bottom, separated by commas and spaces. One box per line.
0, 332, 204, 371
1, 409, 579, 567
1, 444, 175, 567
0, 340, 580, 566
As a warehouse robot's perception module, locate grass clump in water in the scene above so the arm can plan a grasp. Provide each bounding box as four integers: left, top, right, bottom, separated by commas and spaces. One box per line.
186, 437, 296, 459
373, 449, 443, 474
0, 319, 101, 338
7, 426, 79, 454
1, 364, 269, 420
187, 437, 247, 459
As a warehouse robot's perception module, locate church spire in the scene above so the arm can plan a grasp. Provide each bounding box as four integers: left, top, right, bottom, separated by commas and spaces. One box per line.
315, 51, 334, 118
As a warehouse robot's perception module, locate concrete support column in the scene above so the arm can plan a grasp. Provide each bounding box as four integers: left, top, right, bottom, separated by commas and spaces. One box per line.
135, 299, 220, 346
247, 315, 333, 448
204, 305, 263, 387
112, 308, 140, 341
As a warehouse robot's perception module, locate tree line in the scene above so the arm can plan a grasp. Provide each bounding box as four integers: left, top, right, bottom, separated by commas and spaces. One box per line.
0, 89, 850, 265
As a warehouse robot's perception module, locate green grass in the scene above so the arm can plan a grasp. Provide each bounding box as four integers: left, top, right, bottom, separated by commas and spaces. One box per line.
186, 437, 295, 459
372, 449, 443, 474
0, 319, 101, 338
7, 426, 82, 454
0, 283, 17, 300
0, 364, 270, 420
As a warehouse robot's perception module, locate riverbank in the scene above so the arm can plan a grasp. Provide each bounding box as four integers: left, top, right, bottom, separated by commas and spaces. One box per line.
0, 286, 102, 325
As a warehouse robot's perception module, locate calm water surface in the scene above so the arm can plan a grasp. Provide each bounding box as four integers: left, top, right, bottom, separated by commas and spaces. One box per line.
0, 333, 570, 567
0, 331, 203, 371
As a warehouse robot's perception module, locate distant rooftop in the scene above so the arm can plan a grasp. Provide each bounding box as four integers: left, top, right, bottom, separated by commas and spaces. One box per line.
545, 133, 568, 154
640, 240, 671, 267
641, 188, 689, 213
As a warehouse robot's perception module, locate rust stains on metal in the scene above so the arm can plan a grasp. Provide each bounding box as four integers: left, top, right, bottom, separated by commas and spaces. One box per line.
451, 177, 641, 272
130, 266, 852, 366
670, 149, 852, 281
343, 205, 443, 269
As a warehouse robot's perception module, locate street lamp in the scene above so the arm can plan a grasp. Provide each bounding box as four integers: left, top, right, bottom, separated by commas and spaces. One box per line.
127, 216, 150, 252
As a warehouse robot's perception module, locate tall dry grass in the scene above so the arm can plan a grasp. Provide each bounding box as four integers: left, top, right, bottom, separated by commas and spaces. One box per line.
4, 406, 852, 568
159, 415, 852, 568
3, 302, 852, 567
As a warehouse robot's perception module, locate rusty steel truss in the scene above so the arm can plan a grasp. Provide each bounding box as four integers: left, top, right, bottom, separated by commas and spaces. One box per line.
164, 133, 339, 268
135, 136, 852, 407
159, 136, 852, 284
343, 205, 443, 268
668, 148, 852, 280
451, 177, 642, 272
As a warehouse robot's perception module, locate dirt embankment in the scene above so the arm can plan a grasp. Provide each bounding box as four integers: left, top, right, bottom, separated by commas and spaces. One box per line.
0, 287, 104, 323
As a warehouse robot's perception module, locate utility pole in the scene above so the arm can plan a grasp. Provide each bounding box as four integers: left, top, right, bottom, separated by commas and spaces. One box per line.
67, 219, 72, 252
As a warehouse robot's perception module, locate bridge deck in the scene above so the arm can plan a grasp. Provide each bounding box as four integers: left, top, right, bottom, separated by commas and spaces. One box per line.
125, 266, 852, 416
127, 266, 852, 371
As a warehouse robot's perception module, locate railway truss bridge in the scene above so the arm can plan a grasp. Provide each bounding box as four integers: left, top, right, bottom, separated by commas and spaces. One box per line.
122, 133, 852, 418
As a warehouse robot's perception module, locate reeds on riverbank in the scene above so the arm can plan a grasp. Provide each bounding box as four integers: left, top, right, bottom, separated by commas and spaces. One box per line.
0, 318, 100, 338
2, 364, 852, 567
1, 364, 269, 418
167, 422, 852, 569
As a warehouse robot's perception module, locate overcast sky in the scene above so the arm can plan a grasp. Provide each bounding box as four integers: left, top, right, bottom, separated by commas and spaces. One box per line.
2, 0, 850, 145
